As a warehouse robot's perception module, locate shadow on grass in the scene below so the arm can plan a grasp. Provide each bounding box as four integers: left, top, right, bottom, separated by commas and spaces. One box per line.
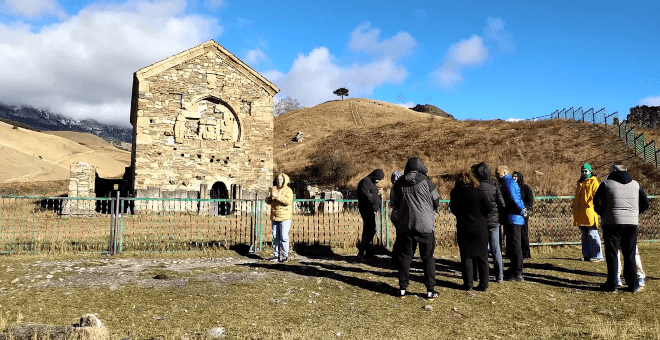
238, 249, 613, 293
241, 261, 397, 296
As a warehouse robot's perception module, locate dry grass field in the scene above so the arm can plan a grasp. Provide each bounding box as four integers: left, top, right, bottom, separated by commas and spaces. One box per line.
0, 121, 130, 184
1, 243, 660, 339
275, 99, 660, 197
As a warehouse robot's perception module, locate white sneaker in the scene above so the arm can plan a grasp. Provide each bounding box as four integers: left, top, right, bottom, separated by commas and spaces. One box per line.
616, 279, 623, 287
639, 278, 645, 287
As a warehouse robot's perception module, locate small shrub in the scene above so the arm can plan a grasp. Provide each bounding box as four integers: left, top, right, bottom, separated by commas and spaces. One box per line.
309, 154, 352, 187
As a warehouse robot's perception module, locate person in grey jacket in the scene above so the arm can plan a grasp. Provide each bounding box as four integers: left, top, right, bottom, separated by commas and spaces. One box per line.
391, 158, 440, 299
593, 163, 650, 293
472, 163, 506, 282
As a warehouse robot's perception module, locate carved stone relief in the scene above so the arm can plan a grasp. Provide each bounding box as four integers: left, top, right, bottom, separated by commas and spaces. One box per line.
174, 97, 240, 144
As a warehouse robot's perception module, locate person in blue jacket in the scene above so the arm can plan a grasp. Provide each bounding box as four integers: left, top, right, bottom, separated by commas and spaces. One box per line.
495, 165, 527, 282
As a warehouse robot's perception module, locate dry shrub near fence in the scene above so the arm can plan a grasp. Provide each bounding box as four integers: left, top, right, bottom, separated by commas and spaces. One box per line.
2, 197, 660, 254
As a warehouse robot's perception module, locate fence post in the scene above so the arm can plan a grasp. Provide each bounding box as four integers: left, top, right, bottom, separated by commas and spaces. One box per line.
258, 199, 264, 251
118, 195, 124, 253
108, 197, 116, 255
249, 200, 255, 254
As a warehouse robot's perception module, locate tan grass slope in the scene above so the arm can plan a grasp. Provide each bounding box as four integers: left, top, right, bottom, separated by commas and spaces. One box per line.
275, 98, 660, 197
0, 121, 130, 183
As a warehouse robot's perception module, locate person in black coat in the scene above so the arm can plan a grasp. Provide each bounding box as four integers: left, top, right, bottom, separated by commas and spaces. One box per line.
450, 171, 493, 291
513, 171, 534, 259
357, 169, 384, 259
472, 162, 506, 282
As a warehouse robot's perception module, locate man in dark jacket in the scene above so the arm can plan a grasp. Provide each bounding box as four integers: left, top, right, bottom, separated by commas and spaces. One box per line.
391, 158, 440, 299
593, 163, 650, 293
495, 165, 526, 282
513, 171, 534, 259
472, 163, 506, 282
357, 169, 384, 259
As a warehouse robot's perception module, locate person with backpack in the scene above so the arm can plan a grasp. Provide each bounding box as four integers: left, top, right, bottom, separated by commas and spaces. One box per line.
391, 158, 440, 299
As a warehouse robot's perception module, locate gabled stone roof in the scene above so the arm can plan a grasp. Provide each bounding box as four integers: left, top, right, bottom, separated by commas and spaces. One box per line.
134, 39, 280, 96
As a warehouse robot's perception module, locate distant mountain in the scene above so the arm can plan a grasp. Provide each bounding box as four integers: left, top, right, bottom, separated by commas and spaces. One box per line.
0, 102, 132, 143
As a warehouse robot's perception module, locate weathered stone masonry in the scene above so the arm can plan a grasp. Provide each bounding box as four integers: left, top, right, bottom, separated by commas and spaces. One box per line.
129, 40, 279, 205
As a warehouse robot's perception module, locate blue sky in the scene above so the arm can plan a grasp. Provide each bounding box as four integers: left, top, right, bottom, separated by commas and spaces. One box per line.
1, 0, 659, 126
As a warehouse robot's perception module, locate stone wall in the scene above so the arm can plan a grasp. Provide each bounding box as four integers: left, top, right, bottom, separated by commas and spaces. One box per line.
627, 105, 660, 128
129, 41, 277, 206
62, 162, 96, 215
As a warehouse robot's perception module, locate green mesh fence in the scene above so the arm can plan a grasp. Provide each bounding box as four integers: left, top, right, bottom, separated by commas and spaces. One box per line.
1, 195, 659, 254
635, 133, 645, 155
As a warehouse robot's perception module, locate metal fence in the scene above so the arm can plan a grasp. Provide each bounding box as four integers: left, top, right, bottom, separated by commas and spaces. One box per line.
1, 196, 659, 254
548, 107, 660, 171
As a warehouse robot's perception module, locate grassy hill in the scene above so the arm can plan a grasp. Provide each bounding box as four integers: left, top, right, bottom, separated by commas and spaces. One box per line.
0, 121, 131, 185
274, 98, 660, 197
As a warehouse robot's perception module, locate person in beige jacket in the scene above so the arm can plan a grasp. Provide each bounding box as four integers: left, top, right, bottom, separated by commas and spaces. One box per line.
265, 173, 294, 262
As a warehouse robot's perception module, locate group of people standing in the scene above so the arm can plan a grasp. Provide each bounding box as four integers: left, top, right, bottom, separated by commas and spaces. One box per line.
265, 157, 651, 297
448, 164, 531, 291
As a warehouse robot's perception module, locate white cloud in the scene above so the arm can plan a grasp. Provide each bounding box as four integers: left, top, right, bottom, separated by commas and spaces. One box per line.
396, 101, 415, 108
265, 46, 407, 106
205, 0, 224, 10
244, 48, 268, 67
2, 0, 67, 19
505, 117, 524, 122
348, 22, 417, 60
639, 96, 660, 106
484, 16, 515, 53
432, 35, 488, 90
0, 0, 221, 126
431, 17, 514, 90
264, 24, 414, 107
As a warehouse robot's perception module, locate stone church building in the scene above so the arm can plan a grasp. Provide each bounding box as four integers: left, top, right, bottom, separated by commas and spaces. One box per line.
129, 40, 279, 204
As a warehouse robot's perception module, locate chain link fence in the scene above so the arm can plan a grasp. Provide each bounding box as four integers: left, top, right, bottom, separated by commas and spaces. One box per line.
1, 196, 658, 254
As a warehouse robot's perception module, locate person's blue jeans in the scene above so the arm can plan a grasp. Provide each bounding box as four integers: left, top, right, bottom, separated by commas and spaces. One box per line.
579, 226, 603, 260
488, 227, 504, 280
272, 219, 291, 257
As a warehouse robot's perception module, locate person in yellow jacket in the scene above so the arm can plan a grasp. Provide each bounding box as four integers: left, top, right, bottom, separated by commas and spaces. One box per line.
572, 163, 603, 261
265, 173, 293, 262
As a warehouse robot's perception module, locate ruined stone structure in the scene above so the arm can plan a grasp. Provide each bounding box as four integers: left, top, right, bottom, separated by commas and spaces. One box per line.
129, 40, 279, 206
62, 162, 96, 215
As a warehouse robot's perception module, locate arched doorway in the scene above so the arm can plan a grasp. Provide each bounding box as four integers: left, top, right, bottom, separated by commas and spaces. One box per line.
210, 181, 231, 215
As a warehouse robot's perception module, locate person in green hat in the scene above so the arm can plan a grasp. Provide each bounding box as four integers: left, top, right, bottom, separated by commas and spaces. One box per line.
572, 163, 603, 261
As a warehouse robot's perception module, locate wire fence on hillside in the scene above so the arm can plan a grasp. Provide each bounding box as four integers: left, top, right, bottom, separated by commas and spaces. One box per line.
546, 107, 660, 174
1, 196, 659, 254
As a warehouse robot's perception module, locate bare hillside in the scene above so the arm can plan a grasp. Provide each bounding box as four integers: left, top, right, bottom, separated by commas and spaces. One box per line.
0, 122, 131, 183
274, 99, 660, 197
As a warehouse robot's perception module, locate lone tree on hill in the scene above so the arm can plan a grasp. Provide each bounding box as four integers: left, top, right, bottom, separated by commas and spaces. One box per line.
333, 87, 349, 100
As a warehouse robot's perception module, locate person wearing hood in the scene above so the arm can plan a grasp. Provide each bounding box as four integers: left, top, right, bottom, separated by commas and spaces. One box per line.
391, 158, 440, 299
593, 163, 650, 293
513, 171, 534, 259
357, 168, 384, 259
572, 163, 604, 262
450, 170, 493, 291
265, 173, 294, 263
472, 163, 506, 282
495, 165, 526, 282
